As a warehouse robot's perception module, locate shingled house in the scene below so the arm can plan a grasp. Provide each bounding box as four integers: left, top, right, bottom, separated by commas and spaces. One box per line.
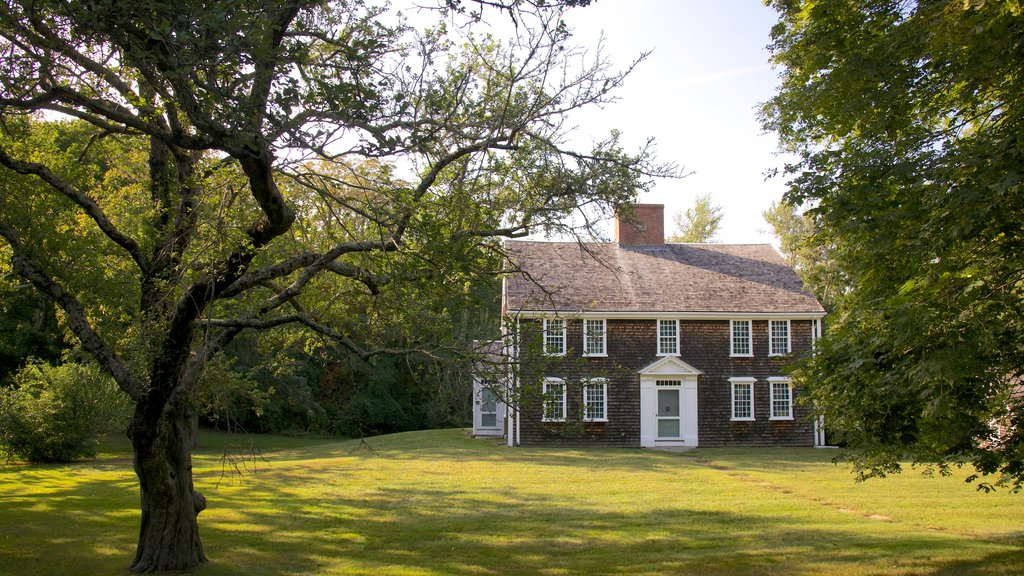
473, 204, 827, 448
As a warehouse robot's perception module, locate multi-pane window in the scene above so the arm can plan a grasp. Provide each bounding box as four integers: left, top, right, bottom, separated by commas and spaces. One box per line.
543, 319, 566, 356
583, 378, 608, 421
769, 320, 791, 356
730, 320, 752, 356
583, 319, 607, 356
770, 378, 793, 420
657, 319, 679, 356
729, 377, 755, 421
542, 378, 566, 421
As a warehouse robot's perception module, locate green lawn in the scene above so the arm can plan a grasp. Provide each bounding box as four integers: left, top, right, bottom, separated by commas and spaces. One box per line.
1, 429, 1021, 575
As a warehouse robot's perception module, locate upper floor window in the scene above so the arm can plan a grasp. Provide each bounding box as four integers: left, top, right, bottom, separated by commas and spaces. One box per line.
657, 319, 679, 356
543, 318, 566, 356
730, 320, 753, 357
583, 319, 607, 357
769, 377, 793, 420
769, 320, 791, 356
729, 377, 755, 421
542, 377, 566, 421
583, 378, 608, 422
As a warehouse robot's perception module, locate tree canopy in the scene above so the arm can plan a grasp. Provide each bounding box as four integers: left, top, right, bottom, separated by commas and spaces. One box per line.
0, 0, 671, 570
761, 199, 842, 311
762, 0, 1024, 491
667, 192, 722, 243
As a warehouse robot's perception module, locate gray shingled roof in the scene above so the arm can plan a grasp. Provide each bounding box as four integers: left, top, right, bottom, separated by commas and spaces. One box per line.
504, 241, 824, 314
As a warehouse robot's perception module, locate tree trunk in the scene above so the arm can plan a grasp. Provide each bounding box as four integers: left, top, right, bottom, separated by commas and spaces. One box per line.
128, 397, 207, 573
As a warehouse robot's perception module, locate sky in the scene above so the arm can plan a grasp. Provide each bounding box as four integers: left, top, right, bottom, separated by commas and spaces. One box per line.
554, 0, 791, 244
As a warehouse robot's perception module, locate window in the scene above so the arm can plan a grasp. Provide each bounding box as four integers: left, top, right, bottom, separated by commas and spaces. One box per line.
729, 377, 755, 421
657, 319, 679, 356
811, 319, 820, 350
583, 378, 608, 421
770, 378, 793, 420
543, 318, 566, 356
542, 378, 566, 421
770, 320, 791, 356
730, 320, 752, 357
583, 319, 607, 357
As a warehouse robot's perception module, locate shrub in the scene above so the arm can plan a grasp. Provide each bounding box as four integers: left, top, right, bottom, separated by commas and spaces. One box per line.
0, 360, 131, 462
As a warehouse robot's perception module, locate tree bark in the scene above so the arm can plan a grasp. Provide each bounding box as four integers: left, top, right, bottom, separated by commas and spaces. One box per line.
128, 395, 207, 573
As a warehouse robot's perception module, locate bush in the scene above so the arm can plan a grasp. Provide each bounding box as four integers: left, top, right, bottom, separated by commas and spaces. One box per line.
0, 360, 131, 462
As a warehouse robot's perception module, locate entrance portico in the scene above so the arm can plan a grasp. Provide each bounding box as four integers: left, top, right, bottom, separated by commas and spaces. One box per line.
638, 356, 701, 448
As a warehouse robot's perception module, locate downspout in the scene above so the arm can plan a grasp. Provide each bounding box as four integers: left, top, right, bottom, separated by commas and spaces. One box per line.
504, 318, 514, 448
514, 316, 521, 447
812, 317, 826, 447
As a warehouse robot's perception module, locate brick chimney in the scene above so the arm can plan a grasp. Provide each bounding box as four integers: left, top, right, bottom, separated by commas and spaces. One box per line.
614, 204, 665, 246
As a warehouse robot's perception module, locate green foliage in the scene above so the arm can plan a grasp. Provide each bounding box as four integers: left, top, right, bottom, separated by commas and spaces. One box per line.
762, 0, 1024, 490
667, 192, 723, 243
194, 332, 471, 438
318, 354, 438, 437
0, 360, 131, 462
0, 274, 66, 383
761, 200, 842, 310
0, 0, 671, 568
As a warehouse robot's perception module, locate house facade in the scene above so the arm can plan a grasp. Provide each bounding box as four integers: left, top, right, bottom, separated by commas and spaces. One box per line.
473, 204, 827, 448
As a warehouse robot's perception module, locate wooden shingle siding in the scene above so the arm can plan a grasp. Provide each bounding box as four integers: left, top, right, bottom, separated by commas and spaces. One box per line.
515, 318, 816, 447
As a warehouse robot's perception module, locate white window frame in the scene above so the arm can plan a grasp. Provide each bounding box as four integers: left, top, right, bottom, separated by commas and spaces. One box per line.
769, 320, 791, 356
769, 377, 794, 420
729, 377, 756, 421
657, 319, 679, 356
730, 320, 753, 357
583, 319, 607, 357
543, 318, 566, 356
542, 377, 566, 422
582, 378, 608, 422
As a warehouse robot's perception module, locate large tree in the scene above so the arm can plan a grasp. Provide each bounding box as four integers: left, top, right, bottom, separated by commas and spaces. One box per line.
762, 0, 1024, 490
0, 0, 670, 571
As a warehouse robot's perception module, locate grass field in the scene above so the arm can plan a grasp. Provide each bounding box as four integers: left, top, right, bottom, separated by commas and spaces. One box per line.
0, 429, 1021, 575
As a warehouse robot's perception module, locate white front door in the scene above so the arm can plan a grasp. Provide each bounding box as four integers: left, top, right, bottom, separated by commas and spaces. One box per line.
480, 388, 499, 429
657, 386, 683, 439
641, 376, 697, 447
473, 379, 505, 437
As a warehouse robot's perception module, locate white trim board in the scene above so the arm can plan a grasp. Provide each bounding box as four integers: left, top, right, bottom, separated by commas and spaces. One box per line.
508, 310, 826, 320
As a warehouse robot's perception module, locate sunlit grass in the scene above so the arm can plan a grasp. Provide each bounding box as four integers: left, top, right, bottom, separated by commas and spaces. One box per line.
1, 429, 1021, 575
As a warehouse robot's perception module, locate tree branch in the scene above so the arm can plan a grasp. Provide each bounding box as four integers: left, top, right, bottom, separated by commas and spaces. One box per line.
0, 144, 150, 273
0, 220, 141, 401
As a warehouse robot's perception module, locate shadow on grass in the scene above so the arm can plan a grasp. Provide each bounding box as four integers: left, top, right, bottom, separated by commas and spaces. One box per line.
0, 471, 139, 576
1, 429, 1021, 576
215, 428, 701, 475
194, 480, 1024, 576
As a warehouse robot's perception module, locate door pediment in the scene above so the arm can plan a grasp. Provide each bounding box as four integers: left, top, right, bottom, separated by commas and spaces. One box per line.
638, 356, 703, 376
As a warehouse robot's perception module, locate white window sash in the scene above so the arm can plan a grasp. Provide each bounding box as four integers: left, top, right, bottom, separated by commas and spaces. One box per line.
583, 379, 608, 422
730, 320, 753, 357
769, 378, 793, 420
657, 319, 679, 356
729, 377, 755, 421
769, 320, 791, 356
583, 319, 607, 357
542, 378, 566, 421
543, 319, 566, 356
